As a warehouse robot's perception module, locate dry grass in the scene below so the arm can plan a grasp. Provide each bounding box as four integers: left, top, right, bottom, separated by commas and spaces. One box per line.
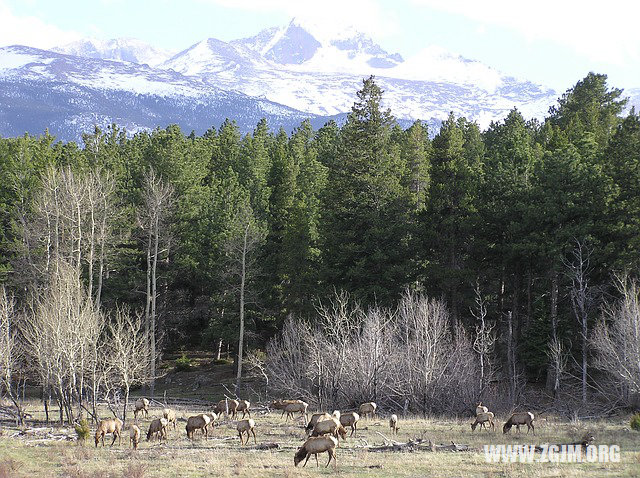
0, 406, 638, 477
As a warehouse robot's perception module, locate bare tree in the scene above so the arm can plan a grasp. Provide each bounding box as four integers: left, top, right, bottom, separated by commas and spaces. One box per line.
565, 239, 597, 404
0, 287, 25, 426
138, 168, 174, 397
22, 262, 104, 424
546, 337, 569, 402
263, 290, 480, 414
224, 202, 265, 394
26, 166, 116, 304
592, 276, 640, 405
471, 283, 496, 395
103, 307, 151, 426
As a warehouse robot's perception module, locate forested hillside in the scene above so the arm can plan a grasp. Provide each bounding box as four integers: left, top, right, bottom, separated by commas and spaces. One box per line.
1, 73, 639, 413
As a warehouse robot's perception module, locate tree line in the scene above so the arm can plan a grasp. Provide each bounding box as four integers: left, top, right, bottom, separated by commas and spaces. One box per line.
1, 72, 640, 412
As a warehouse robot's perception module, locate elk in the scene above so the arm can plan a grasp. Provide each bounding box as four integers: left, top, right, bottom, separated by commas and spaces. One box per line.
339, 412, 360, 437
237, 418, 256, 445
134, 398, 150, 420
471, 412, 495, 432
294, 436, 338, 469
129, 425, 140, 450
503, 412, 535, 434
214, 398, 239, 419
359, 402, 377, 420
186, 414, 211, 440
389, 414, 399, 434
95, 418, 123, 447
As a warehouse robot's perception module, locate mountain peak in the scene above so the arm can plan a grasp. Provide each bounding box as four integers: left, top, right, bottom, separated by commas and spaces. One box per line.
232, 18, 403, 71
53, 37, 175, 67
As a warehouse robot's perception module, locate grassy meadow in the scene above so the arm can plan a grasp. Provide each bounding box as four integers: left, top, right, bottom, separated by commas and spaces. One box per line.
0, 401, 638, 478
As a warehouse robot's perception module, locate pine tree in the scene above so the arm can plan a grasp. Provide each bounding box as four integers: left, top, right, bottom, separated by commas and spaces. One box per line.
322, 76, 412, 305
422, 113, 482, 321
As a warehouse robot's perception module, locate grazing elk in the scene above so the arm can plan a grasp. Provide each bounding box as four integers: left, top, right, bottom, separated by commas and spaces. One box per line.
294, 436, 338, 469
503, 412, 535, 434
471, 412, 495, 432
95, 418, 123, 447
237, 418, 257, 445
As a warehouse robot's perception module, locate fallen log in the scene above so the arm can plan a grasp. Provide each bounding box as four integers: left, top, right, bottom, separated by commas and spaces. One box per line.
253, 442, 279, 450
367, 438, 472, 453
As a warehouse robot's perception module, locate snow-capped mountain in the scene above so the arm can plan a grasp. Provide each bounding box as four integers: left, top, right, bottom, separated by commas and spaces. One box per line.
160, 19, 557, 126
54, 38, 175, 67
230, 19, 403, 71
0, 45, 334, 141
0, 19, 584, 141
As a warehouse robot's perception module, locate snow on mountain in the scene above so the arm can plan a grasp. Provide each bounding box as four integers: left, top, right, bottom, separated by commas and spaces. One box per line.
0, 45, 332, 142
163, 38, 266, 76
156, 20, 557, 128
231, 18, 403, 74
393, 46, 503, 93
53, 38, 175, 67
626, 87, 640, 112
0, 19, 575, 140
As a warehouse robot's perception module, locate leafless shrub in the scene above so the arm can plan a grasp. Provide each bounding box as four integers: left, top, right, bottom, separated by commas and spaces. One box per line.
591, 276, 640, 406
264, 289, 480, 414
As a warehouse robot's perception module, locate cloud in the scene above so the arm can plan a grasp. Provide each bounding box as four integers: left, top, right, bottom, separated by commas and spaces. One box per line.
0, 0, 81, 49
197, 0, 400, 39
409, 0, 640, 65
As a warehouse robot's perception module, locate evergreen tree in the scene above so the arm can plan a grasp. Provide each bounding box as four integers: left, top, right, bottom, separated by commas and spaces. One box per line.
422, 113, 482, 321
602, 111, 640, 270
548, 72, 627, 152
322, 76, 412, 305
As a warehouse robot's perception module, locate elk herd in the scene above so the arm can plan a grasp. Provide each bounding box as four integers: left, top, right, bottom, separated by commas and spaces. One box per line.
92, 397, 536, 468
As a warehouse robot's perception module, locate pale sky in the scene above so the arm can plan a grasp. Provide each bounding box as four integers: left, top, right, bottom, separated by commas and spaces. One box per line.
1, 0, 638, 92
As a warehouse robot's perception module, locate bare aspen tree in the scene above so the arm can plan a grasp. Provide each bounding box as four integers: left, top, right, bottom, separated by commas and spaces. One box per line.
315, 291, 360, 406
103, 307, 151, 426
546, 337, 569, 402
22, 262, 104, 424
397, 290, 452, 414
0, 287, 25, 426
546, 270, 560, 394
224, 202, 264, 394
138, 169, 174, 397
592, 276, 640, 404
28, 166, 116, 304
506, 311, 517, 404
471, 283, 496, 394
565, 239, 597, 404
